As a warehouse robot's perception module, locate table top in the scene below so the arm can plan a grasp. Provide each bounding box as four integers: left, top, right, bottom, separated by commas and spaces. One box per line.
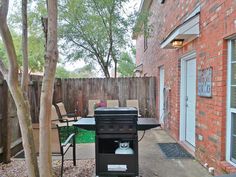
73, 117, 160, 131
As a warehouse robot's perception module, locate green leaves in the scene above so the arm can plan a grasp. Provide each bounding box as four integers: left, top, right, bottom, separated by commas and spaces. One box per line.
1, 0, 46, 72
0, 32, 44, 72
118, 50, 136, 77
59, 0, 134, 77
2, 0, 137, 77
133, 10, 153, 39
55, 64, 95, 78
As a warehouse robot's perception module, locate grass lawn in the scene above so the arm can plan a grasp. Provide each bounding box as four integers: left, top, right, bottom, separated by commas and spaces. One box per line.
60, 127, 95, 144
75, 128, 95, 144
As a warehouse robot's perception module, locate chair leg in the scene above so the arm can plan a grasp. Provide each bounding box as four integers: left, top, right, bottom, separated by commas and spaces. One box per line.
73, 136, 76, 166
61, 155, 64, 177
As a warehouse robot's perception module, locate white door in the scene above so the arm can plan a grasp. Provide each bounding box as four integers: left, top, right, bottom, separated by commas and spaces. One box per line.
159, 67, 164, 124
185, 59, 196, 146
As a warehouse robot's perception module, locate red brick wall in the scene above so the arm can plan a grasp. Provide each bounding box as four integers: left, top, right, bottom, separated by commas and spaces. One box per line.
135, 0, 236, 174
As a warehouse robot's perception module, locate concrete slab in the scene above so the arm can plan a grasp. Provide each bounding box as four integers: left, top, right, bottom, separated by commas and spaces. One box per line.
63, 128, 211, 177
138, 128, 211, 177
53, 143, 95, 160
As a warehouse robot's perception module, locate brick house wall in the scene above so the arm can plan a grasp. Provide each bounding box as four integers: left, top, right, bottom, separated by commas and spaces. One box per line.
134, 0, 236, 175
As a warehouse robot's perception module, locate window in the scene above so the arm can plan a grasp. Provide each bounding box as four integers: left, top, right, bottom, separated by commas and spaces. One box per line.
232, 113, 236, 163
231, 41, 236, 163
227, 40, 236, 165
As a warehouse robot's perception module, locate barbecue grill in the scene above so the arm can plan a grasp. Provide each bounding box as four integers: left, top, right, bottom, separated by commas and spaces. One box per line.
95, 107, 139, 177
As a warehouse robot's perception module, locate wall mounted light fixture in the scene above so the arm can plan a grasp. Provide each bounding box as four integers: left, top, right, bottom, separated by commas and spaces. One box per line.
158, 0, 165, 4
171, 39, 184, 48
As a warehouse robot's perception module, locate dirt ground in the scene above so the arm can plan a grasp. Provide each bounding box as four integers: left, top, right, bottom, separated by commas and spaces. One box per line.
0, 159, 95, 177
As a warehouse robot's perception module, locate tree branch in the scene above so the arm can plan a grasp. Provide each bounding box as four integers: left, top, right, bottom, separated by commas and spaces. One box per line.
0, 0, 18, 85
61, 17, 100, 57
70, 38, 95, 55
21, 0, 29, 98
91, 0, 109, 34
106, 2, 115, 67
61, 6, 106, 60
0, 0, 9, 22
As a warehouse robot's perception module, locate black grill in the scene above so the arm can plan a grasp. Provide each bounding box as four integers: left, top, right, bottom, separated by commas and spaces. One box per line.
95, 107, 138, 177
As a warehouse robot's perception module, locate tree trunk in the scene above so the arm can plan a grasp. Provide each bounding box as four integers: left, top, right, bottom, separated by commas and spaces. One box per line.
21, 0, 29, 98
10, 83, 39, 177
103, 64, 110, 78
39, 0, 58, 176
114, 59, 117, 78
0, 1, 39, 176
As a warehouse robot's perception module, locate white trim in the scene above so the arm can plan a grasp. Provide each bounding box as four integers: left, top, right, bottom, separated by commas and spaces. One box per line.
161, 14, 200, 49
161, 30, 180, 49
185, 4, 201, 21
0, 138, 22, 154
159, 66, 165, 124
226, 40, 236, 166
180, 52, 196, 149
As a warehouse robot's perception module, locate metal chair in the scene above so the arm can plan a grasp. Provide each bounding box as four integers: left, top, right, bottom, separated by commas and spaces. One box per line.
126, 99, 142, 117
32, 106, 77, 177
56, 122, 76, 177
87, 99, 100, 117
53, 101, 80, 126
106, 100, 119, 107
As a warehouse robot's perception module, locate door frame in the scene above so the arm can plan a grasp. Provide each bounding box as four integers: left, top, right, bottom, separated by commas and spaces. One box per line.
180, 51, 196, 149
226, 39, 236, 165
159, 66, 165, 124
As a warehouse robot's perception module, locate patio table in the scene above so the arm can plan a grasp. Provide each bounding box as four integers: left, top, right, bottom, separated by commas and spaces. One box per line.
73, 117, 160, 131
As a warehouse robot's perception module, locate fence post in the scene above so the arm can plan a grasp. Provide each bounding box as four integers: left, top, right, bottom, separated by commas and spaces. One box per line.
2, 80, 11, 163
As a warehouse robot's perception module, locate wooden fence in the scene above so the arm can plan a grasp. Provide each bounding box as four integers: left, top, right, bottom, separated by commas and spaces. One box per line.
30, 77, 157, 122
0, 79, 21, 162
59, 77, 157, 118
0, 76, 156, 161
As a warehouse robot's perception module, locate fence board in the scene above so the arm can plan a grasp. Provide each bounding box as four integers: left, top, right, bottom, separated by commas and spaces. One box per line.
0, 77, 157, 123
1, 81, 10, 162
59, 77, 156, 118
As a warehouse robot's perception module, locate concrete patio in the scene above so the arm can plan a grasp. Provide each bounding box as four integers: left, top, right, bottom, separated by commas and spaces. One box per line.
63, 128, 211, 177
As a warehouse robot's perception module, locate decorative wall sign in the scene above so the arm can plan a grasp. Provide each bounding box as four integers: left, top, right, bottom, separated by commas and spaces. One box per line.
198, 67, 213, 97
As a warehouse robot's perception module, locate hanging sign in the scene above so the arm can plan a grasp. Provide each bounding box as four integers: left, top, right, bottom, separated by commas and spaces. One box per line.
198, 67, 213, 97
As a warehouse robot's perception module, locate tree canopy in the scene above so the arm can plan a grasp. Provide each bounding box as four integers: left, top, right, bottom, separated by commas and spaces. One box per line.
1, 0, 138, 78
0, 33, 44, 73
118, 48, 136, 77
59, 0, 134, 77
0, 0, 46, 73
55, 64, 95, 78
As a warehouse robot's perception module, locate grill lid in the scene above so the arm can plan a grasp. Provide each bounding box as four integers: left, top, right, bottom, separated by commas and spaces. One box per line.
95, 107, 138, 115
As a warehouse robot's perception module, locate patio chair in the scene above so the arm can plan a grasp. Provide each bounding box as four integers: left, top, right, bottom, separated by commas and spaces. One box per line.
87, 99, 100, 117
106, 100, 119, 107
126, 99, 141, 117
53, 101, 80, 125
32, 106, 76, 177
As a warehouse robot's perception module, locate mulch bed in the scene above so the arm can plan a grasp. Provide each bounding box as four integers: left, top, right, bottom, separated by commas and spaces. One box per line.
0, 159, 95, 177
